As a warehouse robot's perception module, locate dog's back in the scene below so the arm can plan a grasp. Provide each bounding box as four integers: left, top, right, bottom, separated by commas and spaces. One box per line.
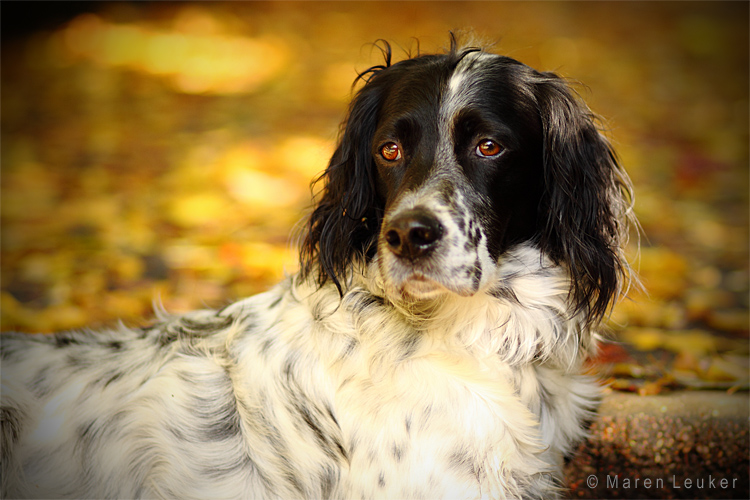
1, 308, 267, 498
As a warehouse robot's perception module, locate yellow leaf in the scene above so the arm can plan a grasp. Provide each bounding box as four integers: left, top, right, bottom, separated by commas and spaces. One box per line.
166, 193, 229, 227
702, 356, 749, 383
619, 328, 665, 352
662, 330, 718, 355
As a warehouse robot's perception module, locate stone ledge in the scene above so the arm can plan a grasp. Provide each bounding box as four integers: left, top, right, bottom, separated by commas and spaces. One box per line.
565, 391, 749, 499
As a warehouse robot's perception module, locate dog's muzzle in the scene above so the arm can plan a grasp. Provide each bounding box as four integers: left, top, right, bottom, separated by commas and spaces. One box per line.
383, 208, 444, 261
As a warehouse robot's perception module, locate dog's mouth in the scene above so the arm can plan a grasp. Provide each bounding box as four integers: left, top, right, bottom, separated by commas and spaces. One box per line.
398, 274, 444, 299
386, 268, 479, 301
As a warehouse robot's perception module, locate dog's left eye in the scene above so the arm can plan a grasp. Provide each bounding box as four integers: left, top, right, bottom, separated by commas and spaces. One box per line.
476, 139, 504, 158
380, 142, 402, 161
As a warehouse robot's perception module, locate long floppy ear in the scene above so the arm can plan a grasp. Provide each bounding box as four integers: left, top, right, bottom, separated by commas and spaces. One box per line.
299, 67, 388, 294
534, 73, 634, 325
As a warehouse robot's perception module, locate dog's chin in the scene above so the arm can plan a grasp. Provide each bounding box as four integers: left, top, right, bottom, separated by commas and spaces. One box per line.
387, 273, 477, 303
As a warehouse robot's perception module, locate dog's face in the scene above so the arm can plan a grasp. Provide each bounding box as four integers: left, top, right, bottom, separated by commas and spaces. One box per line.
371, 52, 546, 299
302, 42, 632, 323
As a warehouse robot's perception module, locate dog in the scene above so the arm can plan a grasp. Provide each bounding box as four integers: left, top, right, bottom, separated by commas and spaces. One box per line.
1, 37, 634, 499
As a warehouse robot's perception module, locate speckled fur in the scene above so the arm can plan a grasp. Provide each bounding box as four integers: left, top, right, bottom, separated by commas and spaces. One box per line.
2, 246, 598, 499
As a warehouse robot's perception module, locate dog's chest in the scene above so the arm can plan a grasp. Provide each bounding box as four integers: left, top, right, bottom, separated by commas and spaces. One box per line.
233, 283, 553, 498
332, 351, 531, 499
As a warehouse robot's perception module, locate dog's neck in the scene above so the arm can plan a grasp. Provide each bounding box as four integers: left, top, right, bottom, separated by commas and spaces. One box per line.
298, 243, 593, 371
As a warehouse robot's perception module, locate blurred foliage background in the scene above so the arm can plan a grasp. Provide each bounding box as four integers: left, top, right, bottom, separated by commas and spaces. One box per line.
1, 1, 748, 392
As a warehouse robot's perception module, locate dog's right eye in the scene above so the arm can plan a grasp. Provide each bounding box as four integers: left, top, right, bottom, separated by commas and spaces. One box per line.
380, 142, 402, 161
476, 139, 504, 158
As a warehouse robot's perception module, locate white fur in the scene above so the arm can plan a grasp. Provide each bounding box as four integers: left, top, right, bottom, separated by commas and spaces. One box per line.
1, 244, 600, 499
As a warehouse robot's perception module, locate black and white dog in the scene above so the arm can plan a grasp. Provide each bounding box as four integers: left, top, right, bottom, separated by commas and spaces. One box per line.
1, 38, 634, 499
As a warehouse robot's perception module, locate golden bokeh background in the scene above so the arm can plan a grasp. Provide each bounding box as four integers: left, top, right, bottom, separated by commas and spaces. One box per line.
1, 1, 748, 389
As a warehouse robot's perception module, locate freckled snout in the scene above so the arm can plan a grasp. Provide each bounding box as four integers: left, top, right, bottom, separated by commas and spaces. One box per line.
383, 208, 444, 261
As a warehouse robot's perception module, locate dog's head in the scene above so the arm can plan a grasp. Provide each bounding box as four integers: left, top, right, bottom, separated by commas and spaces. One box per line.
301, 37, 633, 325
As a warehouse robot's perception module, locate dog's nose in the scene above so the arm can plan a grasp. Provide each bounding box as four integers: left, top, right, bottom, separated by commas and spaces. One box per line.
384, 209, 443, 260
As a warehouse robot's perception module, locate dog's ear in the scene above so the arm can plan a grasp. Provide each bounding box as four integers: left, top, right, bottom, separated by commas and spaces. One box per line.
299, 71, 387, 294
534, 73, 634, 325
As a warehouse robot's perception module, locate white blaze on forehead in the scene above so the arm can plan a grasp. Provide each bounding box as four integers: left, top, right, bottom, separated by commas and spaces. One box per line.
447, 67, 468, 96
442, 51, 493, 123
